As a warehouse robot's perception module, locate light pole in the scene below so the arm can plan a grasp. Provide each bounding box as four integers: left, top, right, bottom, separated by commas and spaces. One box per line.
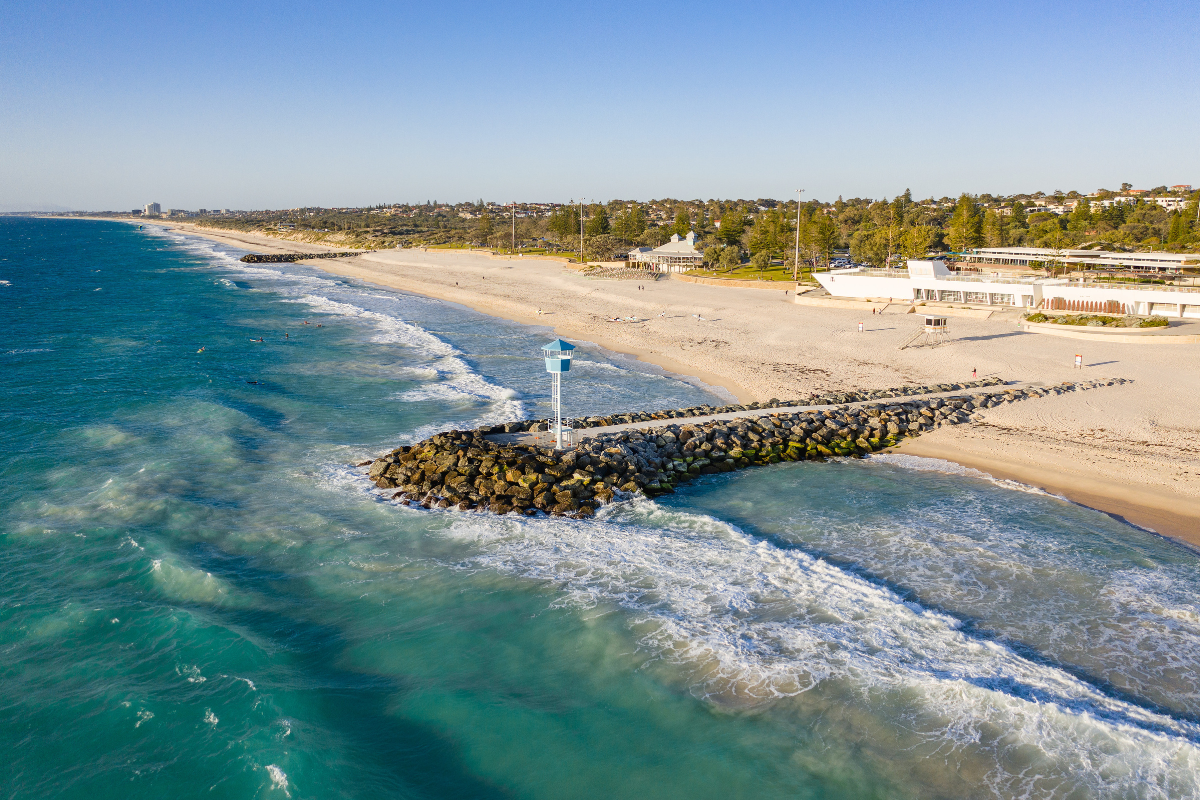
793, 189, 805, 282
542, 339, 575, 449
512, 201, 516, 254
579, 198, 586, 264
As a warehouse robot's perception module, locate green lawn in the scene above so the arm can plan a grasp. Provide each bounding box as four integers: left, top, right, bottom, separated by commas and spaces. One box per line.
685, 263, 814, 282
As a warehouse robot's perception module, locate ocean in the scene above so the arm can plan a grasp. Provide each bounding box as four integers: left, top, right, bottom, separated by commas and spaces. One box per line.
2, 217, 1197, 799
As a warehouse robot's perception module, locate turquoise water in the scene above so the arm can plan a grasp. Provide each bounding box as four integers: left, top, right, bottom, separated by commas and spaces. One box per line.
2, 218, 1198, 799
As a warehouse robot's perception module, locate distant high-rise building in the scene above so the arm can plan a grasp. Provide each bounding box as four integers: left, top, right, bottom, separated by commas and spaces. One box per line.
143, 202, 161, 215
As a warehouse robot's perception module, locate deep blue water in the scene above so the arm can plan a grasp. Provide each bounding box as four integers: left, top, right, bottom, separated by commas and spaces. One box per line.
2, 218, 1198, 799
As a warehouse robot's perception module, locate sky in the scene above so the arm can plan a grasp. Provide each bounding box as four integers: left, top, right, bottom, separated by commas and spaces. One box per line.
2, 0, 1197, 210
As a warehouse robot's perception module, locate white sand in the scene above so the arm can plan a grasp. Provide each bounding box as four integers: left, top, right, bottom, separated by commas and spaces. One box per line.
157, 223, 1200, 544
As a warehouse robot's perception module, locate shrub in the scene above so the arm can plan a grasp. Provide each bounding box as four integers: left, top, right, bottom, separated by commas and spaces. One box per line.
1024, 312, 1049, 323
1138, 315, 1169, 328
1052, 314, 1121, 327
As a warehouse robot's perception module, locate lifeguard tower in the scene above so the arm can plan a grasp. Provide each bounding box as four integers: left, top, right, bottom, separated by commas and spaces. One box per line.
542, 339, 575, 449
899, 316, 950, 350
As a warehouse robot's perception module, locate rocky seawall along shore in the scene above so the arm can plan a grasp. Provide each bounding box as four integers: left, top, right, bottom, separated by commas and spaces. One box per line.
363, 378, 1131, 518
239, 252, 366, 263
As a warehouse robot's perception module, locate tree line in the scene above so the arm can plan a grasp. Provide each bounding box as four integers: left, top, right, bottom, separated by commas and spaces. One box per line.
192, 189, 1200, 268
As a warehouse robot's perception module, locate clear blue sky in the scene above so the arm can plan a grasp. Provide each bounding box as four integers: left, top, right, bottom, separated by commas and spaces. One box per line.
2, 0, 1197, 210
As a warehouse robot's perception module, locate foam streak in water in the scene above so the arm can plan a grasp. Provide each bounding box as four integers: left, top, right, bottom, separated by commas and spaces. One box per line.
442, 500, 1200, 798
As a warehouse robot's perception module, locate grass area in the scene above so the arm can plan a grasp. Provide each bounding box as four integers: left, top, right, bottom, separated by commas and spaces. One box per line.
1088, 275, 1167, 285
1024, 312, 1169, 328
423, 243, 580, 260
685, 262, 812, 282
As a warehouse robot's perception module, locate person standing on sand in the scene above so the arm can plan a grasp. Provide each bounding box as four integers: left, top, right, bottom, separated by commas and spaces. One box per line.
972, 367, 977, 378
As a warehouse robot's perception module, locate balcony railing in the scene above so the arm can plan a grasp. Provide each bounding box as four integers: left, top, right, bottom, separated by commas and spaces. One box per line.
830, 268, 1200, 292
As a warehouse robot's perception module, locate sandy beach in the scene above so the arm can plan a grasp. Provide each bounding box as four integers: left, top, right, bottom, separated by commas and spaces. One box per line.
152, 222, 1200, 544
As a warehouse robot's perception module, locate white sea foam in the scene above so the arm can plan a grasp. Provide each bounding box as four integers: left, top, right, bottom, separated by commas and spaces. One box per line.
285, 293, 523, 432
156, 229, 525, 436
176, 664, 206, 683
440, 500, 1200, 798
218, 675, 257, 691
265, 764, 290, 796
569, 358, 631, 374
149, 557, 233, 605
866, 452, 1057, 497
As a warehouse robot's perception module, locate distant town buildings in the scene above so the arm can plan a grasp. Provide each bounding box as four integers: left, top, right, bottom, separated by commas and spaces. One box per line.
628, 232, 705, 272
143, 202, 161, 216
1022, 191, 1194, 216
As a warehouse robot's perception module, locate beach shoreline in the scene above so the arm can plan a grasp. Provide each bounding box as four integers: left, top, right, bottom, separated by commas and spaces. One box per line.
119, 219, 1200, 547
894, 438, 1200, 547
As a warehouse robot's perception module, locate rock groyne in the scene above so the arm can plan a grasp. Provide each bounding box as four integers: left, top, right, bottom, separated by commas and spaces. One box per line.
240, 252, 364, 263
485, 378, 1007, 434
364, 378, 1129, 518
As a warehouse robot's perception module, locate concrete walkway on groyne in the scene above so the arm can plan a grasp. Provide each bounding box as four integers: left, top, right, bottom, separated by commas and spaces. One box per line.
488, 380, 1049, 448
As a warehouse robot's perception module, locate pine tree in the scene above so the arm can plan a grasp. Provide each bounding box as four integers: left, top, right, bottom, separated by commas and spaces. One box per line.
1011, 200, 1027, 225
586, 204, 610, 236
718, 206, 745, 246
1167, 212, 1188, 244
474, 211, 494, 243
672, 206, 691, 237
946, 194, 983, 252
1068, 199, 1092, 234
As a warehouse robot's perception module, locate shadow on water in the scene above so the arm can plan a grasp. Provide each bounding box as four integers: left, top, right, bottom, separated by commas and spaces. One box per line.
182, 542, 513, 799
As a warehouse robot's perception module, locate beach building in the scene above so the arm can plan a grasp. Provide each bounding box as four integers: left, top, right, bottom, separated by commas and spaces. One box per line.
958, 247, 1196, 273
628, 231, 705, 272
143, 202, 161, 216
814, 259, 1200, 318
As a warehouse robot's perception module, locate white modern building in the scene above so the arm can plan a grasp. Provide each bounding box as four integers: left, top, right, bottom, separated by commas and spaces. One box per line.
1025, 196, 1192, 214
143, 202, 161, 216
628, 231, 705, 272
813, 259, 1200, 318
958, 247, 1196, 272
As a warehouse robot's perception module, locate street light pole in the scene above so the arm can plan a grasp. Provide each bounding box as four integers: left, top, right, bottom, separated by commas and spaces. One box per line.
512, 201, 516, 254
793, 189, 805, 282
579, 198, 586, 264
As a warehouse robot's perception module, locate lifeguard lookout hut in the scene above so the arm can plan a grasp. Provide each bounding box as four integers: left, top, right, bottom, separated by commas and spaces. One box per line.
899, 316, 950, 350
542, 339, 575, 448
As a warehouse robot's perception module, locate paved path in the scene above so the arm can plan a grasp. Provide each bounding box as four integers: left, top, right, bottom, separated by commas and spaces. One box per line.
487, 380, 1048, 448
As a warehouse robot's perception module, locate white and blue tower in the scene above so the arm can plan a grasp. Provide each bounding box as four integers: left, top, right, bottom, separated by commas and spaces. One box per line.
542, 339, 575, 449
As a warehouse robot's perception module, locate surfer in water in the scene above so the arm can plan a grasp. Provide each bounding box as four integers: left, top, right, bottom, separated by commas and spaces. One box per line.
197, 346, 205, 353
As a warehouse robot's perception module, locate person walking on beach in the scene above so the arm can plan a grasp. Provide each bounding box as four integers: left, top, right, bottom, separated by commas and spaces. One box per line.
972, 367, 977, 378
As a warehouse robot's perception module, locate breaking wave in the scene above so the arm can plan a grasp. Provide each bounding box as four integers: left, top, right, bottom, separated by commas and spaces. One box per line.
440, 499, 1200, 798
